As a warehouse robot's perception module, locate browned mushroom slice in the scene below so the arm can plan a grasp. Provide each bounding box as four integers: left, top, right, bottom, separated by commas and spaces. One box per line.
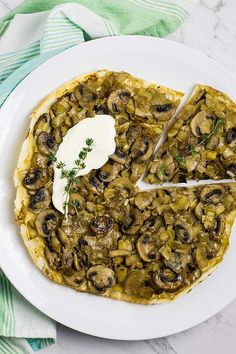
35, 209, 58, 237
23, 168, 48, 190
121, 208, 144, 234
174, 221, 193, 243
107, 89, 131, 114
190, 111, 214, 137
131, 136, 154, 162
200, 185, 225, 204
136, 233, 159, 262
44, 246, 60, 270
74, 83, 97, 107
63, 270, 85, 289
226, 128, 236, 144
97, 163, 122, 182
196, 241, 220, 271
134, 191, 156, 211
150, 150, 175, 182
108, 177, 135, 196
126, 124, 142, 145
37, 132, 58, 156
90, 215, 113, 235
164, 252, 191, 274
123, 271, 155, 298
84, 174, 104, 195
29, 188, 51, 212
110, 148, 127, 164
87, 265, 115, 292
152, 103, 174, 120
206, 214, 225, 240
153, 268, 183, 291
225, 155, 236, 177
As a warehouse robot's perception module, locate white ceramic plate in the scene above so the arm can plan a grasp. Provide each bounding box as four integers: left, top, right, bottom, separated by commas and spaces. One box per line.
0, 36, 236, 340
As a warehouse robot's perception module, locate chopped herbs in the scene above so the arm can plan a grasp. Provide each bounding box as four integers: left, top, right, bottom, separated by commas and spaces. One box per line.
173, 153, 185, 164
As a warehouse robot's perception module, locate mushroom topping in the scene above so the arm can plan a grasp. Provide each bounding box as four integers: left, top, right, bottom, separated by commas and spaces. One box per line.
63, 270, 85, 289
190, 111, 213, 137
226, 155, 236, 176
164, 252, 191, 274
123, 271, 155, 298
29, 188, 51, 211
155, 103, 173, 112
134, 191, 156, 211
206, 136, 219, 150
196, 241, 220, 271
44, 247, 60, 270
74, 83, 97, 106
37, 132, 58, 156
207, 214, 225, 240
87, 265, 115, 292
131, 136, 154, 161
107, 89, 131, 114
137, 233, 159, 262
110, 147, 127, 164
121, 208, 144, 234
152, 103, 174, 120
194, 202, 203, 220
154, 151, 175, 182
90, 215, 113, 235
140, 215, 162, 233
126, 125, 142, 145
33, 113, 51, 136
226, 128, 236, 144
108, 177, 135, 196
35, 209, 58, 237
175, 221, 193, 243
200, 185, 225, 204
84, 174, 104, 195
153, 268, 183, 291
97, 163, 122, 182
23, 168, 48, 190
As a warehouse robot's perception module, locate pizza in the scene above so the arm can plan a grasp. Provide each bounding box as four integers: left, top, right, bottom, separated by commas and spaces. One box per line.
14, 71, 236, 304
146, 84, 236, 184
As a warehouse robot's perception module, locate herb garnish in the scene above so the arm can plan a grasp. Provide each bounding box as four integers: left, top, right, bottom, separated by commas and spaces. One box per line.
49, 138, 94, 219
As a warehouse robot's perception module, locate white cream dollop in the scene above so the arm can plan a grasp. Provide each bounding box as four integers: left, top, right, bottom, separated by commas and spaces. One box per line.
52, 115, 116, 213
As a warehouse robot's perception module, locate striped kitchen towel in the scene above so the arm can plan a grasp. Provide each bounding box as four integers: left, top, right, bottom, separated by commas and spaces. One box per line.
0, 1, 198, 353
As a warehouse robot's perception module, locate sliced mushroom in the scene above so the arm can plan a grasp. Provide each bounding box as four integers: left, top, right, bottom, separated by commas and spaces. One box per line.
175, 221, 193, 243
226, 155, 236, 176
110, 147, 127, 164
200, 185, 225, 204
44, 246, 60, 270
108, 177, 135, 196
126, 124, 142, 145
153, 268, 183, 291
155, 103, 173, 112
190, 111, 213, 137
140, 215, 162, 233
33, 113, 51, 136
164, 252, 191, 274
23, 168, 48, 190
31, 153, 49, 169
63, 270, 85, 289
206, 136, 219, 150
196, 241, 220, 271
87, 265, 115, 292
29, 188, 51, 211
134, 191, 156, 211
90, 215, 113, 235
152, 103, 174, 120
121, 208, 144, 235
37, 132, 58, 156
136, 233, 159, 262
123, 271, 155, 298
83, 174, 104, 195
131, 136, 154, 161
226, 128, 236, 144
207, 214, 225, 240
35, 209, 58, 237
194, 202, 203, 220
154, 151, 175, 182
107, 89, 131, 114
74, 83, 97, 106
97, 163, 122, 182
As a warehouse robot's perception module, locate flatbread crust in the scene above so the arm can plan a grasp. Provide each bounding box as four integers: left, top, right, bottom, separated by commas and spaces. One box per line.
14, 72, 236, 304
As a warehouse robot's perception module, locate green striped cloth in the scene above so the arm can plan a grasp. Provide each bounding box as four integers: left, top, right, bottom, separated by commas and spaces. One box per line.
0, 0, 198, 352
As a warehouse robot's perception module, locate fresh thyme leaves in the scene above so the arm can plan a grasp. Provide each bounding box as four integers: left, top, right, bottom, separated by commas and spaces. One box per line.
51, 138, 94, 218
173, 153, 185, 164
190, 118, 224, 155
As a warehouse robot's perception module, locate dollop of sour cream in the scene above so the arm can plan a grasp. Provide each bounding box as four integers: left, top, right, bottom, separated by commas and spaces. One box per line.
52, 115, 116, 213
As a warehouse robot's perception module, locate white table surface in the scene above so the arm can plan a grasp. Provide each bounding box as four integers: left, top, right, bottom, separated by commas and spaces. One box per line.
1, 1, 236, 353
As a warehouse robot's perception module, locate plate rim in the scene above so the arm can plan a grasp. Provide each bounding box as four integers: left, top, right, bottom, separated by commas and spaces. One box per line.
0, 35, 236, 340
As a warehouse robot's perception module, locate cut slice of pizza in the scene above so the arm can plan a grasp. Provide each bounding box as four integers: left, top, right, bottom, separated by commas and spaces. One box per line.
145, 85, 236, 184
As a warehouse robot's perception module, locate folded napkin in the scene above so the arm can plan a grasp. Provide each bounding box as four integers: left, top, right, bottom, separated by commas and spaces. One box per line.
0, 0, 198, 352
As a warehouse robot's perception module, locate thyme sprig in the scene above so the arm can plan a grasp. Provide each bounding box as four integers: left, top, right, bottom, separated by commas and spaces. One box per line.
49, 138, 94, 219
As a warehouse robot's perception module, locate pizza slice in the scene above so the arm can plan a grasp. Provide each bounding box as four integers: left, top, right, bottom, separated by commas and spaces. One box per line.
145, 85, 236, 184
